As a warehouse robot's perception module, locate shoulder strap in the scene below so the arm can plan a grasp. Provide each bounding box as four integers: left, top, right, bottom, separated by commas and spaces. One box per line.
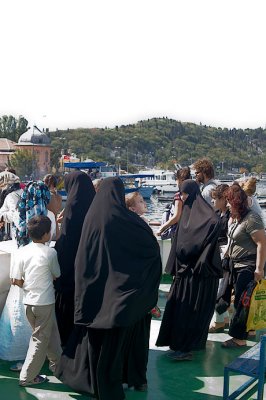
227, 221, 239, 256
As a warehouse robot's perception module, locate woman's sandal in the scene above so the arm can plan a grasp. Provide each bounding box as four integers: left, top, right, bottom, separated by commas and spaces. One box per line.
221, 339, 246, 348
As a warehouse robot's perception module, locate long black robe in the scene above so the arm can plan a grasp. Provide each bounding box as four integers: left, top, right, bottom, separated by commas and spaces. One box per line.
56, 177, 162, 400
55, 171, 95, 345
156, 180, 222, 352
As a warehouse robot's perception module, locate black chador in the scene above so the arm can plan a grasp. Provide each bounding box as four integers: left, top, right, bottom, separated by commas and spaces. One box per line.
56, 177, 162, 400
55, 171, 95, 346
156, 180, 222, 353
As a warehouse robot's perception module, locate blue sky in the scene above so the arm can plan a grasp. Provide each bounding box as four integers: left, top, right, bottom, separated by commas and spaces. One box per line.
1, 0, 266, 131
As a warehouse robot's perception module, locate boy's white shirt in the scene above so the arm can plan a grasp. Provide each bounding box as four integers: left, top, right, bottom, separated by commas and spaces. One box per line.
10, 241, 61, 306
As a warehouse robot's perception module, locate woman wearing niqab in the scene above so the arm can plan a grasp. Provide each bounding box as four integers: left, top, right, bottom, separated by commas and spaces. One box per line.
55, 171, 95, 346
156, 180, 222, 360
56, 177, 162, 400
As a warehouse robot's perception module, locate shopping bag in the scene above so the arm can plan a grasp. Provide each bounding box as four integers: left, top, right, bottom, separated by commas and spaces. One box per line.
246, 280, 266, 332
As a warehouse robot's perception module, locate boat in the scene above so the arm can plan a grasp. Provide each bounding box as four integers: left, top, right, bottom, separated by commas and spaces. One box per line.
157, 195, 174, 202
138, 169, 177, 193
63, 161, 117, 178
119, 173, 155, 199
0, 237, 263, 400
61, 163, 154, 199
258, 195, 266, 207
0, 237, 265, 399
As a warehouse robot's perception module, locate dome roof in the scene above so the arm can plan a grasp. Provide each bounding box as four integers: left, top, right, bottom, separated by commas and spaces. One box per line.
18, 128, 50, 145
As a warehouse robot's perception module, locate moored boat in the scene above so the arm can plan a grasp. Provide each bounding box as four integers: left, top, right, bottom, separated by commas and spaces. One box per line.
138, 169, 177, 193
119, 173, 155, 199
61, 163, 155, 199
258, 195, 266, 207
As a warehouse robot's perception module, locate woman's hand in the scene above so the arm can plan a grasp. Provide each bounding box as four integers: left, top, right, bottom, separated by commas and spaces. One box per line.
57, 214, 64, 224
254, 268, 264, 282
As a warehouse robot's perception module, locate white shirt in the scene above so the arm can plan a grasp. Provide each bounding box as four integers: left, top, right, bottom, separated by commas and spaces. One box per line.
201, 180, 217, 205
10, 241, 61, 306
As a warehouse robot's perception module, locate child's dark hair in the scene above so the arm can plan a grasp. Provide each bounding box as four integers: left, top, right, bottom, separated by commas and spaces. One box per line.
27, 215, 51, 241
43, 174, 58, 188
175, 167, 191, 181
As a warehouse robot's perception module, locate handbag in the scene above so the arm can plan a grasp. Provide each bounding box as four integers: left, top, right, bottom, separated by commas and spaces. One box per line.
246, 280, 266, 331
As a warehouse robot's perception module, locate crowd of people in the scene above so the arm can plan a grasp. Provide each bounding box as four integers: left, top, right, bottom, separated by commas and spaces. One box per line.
0, 158, 265, 399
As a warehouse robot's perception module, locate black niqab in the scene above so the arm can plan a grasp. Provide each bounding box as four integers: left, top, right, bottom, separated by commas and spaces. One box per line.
74, 176, 162, 329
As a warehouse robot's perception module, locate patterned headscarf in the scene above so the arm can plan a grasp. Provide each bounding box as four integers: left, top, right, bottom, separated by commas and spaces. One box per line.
16, 181, 50, 247
0, 171, 20, 190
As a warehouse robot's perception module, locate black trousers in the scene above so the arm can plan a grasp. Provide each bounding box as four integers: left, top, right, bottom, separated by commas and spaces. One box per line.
234, 265, 255, 309
228, 265, 256, 340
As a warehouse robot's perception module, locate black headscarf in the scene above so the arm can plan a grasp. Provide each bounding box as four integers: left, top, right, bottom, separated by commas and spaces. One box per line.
74, 176, 162, 329
55, 171, 95, 292
165, 179, 221, 276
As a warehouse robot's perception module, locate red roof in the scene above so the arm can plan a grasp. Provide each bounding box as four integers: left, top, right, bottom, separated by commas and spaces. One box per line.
0, 138, 17, 151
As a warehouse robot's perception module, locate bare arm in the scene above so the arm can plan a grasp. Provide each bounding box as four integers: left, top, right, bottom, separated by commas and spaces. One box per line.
251, 229, 266, 282
56, 208, 64, 224
157, 200, 182, 236
10, 278, 24, 288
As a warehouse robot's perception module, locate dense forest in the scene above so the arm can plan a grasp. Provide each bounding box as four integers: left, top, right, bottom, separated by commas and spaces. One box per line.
50, 117, 266, 174
1, 115, 265, 174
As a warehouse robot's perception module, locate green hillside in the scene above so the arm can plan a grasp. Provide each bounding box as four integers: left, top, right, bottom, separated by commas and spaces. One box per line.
50, 117, 266, 173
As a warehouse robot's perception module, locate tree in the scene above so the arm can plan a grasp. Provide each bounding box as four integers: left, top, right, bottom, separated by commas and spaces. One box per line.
48, 118, 266, 172
9, 149, 36, 180
50, 147, 61, 172
0, 115, 28, 142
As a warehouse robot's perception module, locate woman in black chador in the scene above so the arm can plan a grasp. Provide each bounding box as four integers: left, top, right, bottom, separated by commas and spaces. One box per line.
156, 180, 222, 360
55, 177, 162, 400
55, 171, 95, 346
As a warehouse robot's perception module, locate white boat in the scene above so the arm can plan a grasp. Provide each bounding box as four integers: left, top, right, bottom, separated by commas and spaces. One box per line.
258, 195, 266, 207
119, 174, 155, 199
259, 174, 266, 183
138, 169, 177, 193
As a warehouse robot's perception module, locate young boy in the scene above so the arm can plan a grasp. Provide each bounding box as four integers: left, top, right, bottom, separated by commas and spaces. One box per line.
10, 215, 62, 386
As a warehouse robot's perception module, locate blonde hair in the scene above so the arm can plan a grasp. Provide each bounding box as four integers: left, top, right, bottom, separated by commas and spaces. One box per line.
93, 178, 103, 192
125, 191, 141, 209
241, 177, 257, 196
